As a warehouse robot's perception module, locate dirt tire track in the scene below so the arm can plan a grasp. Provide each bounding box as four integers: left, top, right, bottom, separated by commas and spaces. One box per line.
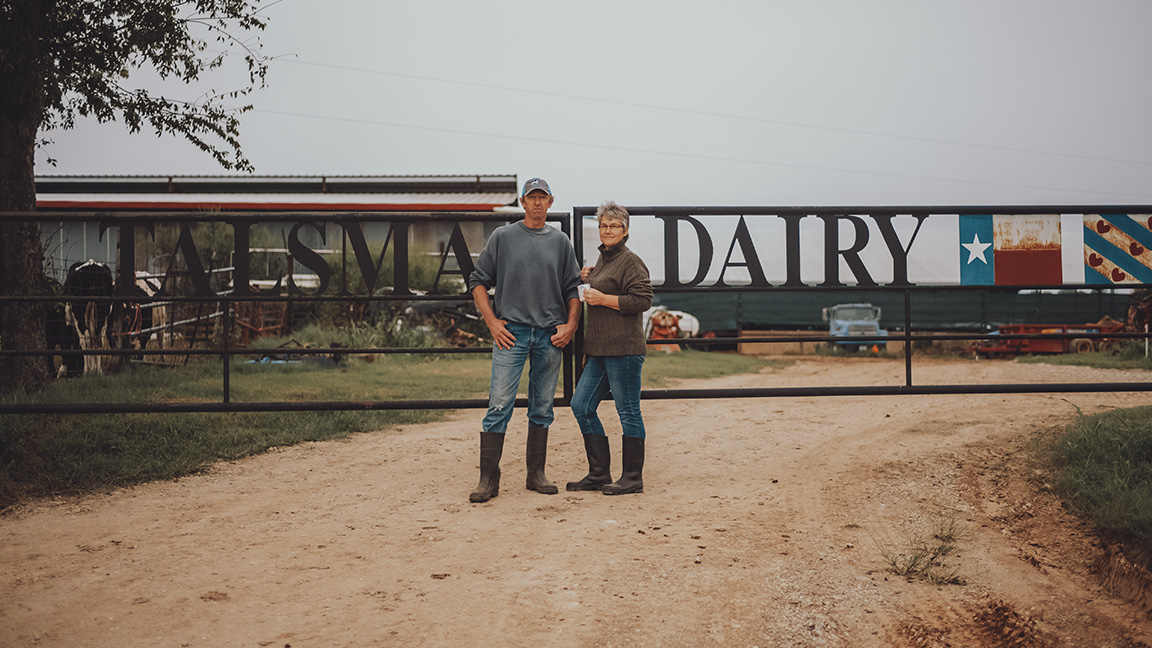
2, 356, 1151, 647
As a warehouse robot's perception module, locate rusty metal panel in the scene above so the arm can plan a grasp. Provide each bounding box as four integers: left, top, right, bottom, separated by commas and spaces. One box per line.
992, 214, 1062, 285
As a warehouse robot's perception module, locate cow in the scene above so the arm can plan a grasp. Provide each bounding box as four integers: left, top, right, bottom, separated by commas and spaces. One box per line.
62, 259, 117, 374
133, 276, 184, 366
46, 294, 82, 378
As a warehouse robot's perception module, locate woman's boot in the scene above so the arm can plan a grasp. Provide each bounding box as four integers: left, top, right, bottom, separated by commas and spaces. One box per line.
469, 432, 504, 503
525, 425, 559, 494
566, 434, 612, 491
603, 436, 644, 495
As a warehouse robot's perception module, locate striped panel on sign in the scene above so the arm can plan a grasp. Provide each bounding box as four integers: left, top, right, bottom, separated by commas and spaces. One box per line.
1083, 214, 1152, 284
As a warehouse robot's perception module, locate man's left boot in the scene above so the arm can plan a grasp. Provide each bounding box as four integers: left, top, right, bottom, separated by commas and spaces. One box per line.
525, 424, 559, 494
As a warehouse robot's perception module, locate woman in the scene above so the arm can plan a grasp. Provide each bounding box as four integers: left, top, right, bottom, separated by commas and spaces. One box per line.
567, 201, 653, 495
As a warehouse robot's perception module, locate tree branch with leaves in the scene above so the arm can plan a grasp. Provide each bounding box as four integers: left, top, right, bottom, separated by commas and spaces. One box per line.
0, 0, 272, 393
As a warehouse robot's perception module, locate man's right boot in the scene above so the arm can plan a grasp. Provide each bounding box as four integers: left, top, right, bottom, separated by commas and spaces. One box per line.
566, 434, 612, 491
469, 432, 504, 503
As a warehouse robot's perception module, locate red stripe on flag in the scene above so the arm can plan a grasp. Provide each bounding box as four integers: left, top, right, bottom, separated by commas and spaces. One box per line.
994, 249, 1062, 285
992, 215, 1062, 285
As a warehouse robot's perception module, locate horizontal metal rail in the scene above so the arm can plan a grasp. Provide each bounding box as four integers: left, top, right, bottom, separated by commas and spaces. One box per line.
0, 346, 491, 358
4, 207, 1151, 415
6, 381, 1151, 415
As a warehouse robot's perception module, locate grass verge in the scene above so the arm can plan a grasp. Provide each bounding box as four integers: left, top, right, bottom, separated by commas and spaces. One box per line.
1053, 403, 1152, 554
0, 350, 777, 508
1004, 342, 1151, 555
1019, 340, 1152, 371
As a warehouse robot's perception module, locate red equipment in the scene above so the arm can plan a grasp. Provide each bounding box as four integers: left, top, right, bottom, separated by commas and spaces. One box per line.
970, 319, 1124, 358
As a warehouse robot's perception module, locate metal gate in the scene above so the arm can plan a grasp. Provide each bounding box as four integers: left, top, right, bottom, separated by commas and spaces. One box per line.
3, 206, 1152, 415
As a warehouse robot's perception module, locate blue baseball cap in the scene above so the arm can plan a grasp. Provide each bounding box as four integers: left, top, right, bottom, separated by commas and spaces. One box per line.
521, 177, 552, 197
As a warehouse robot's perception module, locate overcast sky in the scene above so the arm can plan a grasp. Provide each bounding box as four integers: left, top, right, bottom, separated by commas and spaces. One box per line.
34, 0, 1152, 213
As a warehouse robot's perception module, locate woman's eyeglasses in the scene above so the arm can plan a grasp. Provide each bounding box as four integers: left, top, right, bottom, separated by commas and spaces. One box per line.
598, 223, 624, 230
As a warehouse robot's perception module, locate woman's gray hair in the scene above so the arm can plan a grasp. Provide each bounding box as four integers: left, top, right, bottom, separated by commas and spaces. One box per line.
595, 200, 630, 230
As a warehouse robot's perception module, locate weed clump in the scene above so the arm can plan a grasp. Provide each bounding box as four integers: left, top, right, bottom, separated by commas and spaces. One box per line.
878, 514, 966, 585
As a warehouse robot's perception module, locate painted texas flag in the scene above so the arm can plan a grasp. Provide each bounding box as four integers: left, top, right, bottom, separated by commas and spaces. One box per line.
959, 214, 1062, 285
1082, 214, 1152, 284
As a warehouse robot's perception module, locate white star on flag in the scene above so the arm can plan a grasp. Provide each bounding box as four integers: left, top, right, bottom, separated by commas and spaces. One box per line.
963, 233, 991, 264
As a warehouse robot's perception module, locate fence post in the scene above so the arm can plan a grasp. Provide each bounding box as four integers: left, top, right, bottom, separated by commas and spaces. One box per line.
904, 288, 913, 386
222, 296, 232, 404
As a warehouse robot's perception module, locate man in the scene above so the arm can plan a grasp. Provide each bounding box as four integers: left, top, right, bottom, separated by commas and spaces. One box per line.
466, 177, 582, 503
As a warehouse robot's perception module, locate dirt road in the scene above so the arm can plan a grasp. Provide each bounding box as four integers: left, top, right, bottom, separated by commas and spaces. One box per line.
2, 357, 1151, 647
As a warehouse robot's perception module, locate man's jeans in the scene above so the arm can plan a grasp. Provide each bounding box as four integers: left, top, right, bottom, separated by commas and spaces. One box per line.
482, 323, 563, 435
570, 355, 646, 439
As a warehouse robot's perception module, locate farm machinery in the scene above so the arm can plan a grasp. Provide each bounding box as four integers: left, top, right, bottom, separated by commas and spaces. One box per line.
968, 318, 1124, 358
969, 290, 1152, 358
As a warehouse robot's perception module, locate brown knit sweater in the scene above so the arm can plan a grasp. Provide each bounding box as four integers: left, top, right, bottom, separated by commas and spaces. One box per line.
583, 238, 653, 356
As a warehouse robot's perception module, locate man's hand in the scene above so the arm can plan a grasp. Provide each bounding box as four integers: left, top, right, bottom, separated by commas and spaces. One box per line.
551, 297, 582, 348
551, 321, 577, 348
487, 317, 516, 350
473, 284, 516, 349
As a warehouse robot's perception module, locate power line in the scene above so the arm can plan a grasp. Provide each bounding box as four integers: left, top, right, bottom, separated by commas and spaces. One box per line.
251, 107, 1152, 200
274, 56, 1152, 169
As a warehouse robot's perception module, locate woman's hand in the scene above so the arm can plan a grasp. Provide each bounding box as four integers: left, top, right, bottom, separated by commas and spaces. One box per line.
581, 265, 594, 282
583, 287, 619, 310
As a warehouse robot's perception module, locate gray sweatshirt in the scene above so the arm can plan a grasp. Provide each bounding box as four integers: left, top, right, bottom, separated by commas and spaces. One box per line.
467, 221, 581, 329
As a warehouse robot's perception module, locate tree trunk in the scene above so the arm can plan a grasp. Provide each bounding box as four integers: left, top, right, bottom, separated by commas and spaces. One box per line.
0, 1, 51, 394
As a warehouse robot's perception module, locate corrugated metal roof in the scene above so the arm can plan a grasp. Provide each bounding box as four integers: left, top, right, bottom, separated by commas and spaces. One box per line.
37, 192, 517, 212
35, 175, 519, 211
36, 174, 517, 193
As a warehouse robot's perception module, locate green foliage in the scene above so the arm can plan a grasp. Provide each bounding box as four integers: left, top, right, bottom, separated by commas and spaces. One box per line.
0, 2, 271, 396
308, 249, 462, 325
252, 317, 445, 351
1054, 405, 1152, 553
324, 248, 459, 296
33, 0, 270, 170
144, 222, 232, 272
641, 350, 779, 387
1019, 341, 1152, 371
141, 221, 285, 293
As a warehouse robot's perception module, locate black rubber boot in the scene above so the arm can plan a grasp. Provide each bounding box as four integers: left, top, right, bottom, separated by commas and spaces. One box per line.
566, 434, 612, 491
469, 432, 504, 503
603, 436, 644, 495
525, 425, 559, 494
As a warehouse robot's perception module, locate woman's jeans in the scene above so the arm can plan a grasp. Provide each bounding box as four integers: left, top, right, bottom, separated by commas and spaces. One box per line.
482, 323, 563, 435
570, 355, 646, 439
